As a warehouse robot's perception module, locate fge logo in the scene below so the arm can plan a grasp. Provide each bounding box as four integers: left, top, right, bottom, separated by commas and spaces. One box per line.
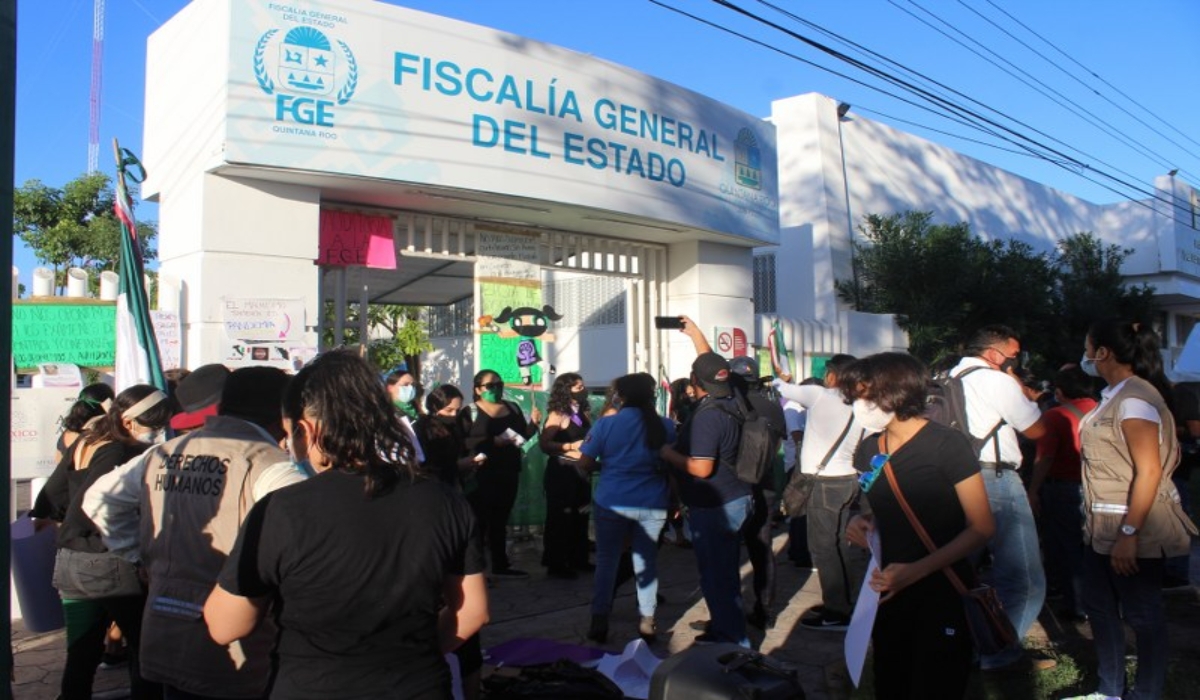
254, 26, 357, 127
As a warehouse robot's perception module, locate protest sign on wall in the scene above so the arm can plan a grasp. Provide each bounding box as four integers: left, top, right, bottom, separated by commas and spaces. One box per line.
150, 310, 182, 370
317, 210, 397, 269
12, 302, 116, 370
221, 298, 305, 342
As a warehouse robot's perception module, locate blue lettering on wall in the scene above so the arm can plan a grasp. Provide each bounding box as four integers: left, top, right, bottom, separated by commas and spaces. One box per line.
275, 95, 335, 127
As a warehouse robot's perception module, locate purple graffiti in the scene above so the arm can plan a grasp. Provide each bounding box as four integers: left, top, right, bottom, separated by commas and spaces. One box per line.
516, 340, 541, 367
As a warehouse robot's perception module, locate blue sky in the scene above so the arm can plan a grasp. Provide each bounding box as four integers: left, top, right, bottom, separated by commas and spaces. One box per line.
13, 0, 1199, 276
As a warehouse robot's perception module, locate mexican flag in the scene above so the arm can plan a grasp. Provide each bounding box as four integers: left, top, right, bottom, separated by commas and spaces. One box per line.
767, 320, 791, 378
113, 142, 166, 392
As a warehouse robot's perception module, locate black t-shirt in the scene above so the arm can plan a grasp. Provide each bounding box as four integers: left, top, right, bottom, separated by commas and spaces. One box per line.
852, 421, 979, 588
676, 396, 750, 507
31, 439, 148, 553
219, 469, 483, 700
459, 401, 531, 478
415, 416, 466, 487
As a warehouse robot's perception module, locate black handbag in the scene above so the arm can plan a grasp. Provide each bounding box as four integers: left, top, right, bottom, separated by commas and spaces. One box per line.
781, 415, 855, 517
882, 461, 1017, 655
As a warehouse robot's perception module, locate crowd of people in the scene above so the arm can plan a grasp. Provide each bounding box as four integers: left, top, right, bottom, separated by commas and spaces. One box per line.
25, 316, 1198, 699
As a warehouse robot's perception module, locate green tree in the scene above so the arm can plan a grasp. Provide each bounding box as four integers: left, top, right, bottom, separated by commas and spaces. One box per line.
839, 211, 1054, 364
13, 173, 157, 292
1039, 232, 1157, 368
323, 303, 433, 376
837, 213, 1158, 375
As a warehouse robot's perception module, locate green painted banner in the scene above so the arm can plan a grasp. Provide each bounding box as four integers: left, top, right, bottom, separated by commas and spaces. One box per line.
12, 303, 117, 369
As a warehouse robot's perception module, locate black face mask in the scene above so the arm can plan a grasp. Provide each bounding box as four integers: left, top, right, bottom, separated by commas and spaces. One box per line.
435, 414, 458, 426
571, 389, 588, 404
998, 356, 1019, 374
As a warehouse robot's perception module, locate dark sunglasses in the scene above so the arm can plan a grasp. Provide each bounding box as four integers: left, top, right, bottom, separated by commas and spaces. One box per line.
479, 381, 504, 390
859, 453, 890, 493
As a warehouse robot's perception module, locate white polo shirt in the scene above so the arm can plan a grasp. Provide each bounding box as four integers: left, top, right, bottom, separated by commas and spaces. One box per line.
951, 356, 1042, 467
773, 381, 863, 477
782, 400, 805, 472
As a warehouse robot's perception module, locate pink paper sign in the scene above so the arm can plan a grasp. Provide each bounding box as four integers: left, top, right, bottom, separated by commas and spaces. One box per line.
318, 210, 397, 269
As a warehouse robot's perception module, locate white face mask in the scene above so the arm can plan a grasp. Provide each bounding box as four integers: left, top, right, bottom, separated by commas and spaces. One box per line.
135, 428, 163, 445
852, 399, 894, 433
1080, 352, 1101, 378
396, 385, 417, 404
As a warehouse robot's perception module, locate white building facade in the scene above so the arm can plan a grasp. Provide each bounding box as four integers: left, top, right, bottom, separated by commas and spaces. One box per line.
761, 93, 1200, 373
143, 2, 1199, 385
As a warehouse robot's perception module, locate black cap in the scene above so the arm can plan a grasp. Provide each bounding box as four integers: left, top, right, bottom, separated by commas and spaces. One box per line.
692, 352, 732, 398
218, 367, 290, 428
170, 364, 230, 430
729, 356, 760, 381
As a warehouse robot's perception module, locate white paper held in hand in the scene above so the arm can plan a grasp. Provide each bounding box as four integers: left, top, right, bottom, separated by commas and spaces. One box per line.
844, 529, 882, 688
501, 427, 526, 447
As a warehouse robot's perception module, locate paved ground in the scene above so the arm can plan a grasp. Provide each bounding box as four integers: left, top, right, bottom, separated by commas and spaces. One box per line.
12, 526, 846, 699
12, 527, 1199, 699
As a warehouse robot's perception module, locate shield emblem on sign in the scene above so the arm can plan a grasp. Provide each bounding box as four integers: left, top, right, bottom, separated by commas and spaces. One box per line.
278, 27, 335, 96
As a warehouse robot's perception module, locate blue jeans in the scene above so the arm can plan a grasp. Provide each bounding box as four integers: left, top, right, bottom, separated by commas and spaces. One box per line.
687, 495, 752, 647
978, 468, 1047, 669
592, 505, 667, 617
1038, 480, 1086, 616
1082, 548, 1168, 700
1164, 472, 1192, 582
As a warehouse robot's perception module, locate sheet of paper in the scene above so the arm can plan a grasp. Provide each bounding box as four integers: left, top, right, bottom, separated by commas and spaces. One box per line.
844, 529, 882, 687
596, 638, 661, 700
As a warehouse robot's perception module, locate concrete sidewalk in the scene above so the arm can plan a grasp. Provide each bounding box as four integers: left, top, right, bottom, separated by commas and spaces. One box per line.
12, 527, 848, 698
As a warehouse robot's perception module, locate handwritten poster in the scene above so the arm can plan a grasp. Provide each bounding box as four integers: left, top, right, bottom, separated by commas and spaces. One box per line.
222, 298, 305, 342
318, 209, 397, 269
151, 310, 182, 370
12, 302, 116, 369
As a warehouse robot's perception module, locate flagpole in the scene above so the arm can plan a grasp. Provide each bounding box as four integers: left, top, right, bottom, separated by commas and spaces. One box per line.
112, 138, 167, 392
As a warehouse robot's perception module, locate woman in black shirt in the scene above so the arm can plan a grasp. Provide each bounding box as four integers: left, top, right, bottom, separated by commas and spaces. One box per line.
33, 384, 172, 700
538, 372, 593, 578
840, 353, 995, 699
415, 384, 475, 488
206, 350, 487, 700
459, 369, 541, 578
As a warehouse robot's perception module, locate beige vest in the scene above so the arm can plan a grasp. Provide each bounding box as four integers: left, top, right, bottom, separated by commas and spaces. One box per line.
138, 416, 289, 697
1080, 376, 1197, 557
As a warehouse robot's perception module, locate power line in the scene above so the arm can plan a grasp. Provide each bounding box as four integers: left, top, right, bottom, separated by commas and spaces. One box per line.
700, 0, 1194, 224
899, 0, 1197, 184
977, 0, 1200, 156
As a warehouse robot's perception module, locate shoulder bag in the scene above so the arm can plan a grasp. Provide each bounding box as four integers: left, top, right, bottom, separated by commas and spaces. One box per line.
781, 414, 855, 517
882, 461, 1016, 655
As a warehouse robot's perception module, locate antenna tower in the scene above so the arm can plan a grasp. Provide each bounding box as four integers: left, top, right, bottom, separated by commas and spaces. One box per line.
88, 0, 105, 173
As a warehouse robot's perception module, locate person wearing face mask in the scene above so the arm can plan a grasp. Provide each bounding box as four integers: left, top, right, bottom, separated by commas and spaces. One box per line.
842, 353, 996, 699
206, 350, 487, 700
31, 384, 173, 700
1026, 366, 1098, 623
538, 373, 594, 579
387, 367, 422, 421
415, 384, 476, 488
460, 369, 543, 579
1065, 320, 1198, 700
82, 367, 305, 700
412, 382, 488, 700
948, 324, 1050, 672
771, 354, 869, 632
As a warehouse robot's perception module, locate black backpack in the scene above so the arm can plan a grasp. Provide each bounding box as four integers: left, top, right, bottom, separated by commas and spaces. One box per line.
926, 365, 1005, 461
697, 396, 777, 485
